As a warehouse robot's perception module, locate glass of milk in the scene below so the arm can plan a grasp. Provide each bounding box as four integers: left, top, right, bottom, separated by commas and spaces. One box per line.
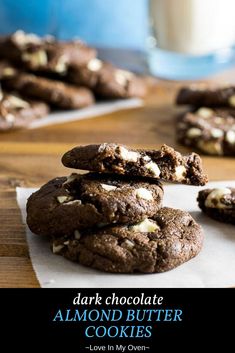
147, 0, 235, 79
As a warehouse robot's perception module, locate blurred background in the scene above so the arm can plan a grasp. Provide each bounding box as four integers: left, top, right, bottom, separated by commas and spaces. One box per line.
1, 0, 235, 79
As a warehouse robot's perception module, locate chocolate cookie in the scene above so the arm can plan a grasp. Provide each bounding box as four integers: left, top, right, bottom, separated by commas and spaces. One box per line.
0, 91, 49, 131
176, 84, 235, 107
177, 107, 235, 156
62, 143, 208, 186
67, 59, 147, 98
4, 72, 94, 109
0, 30, 96, 74
197, 187, 235, 224
26, 173, 164, 237
51, 207, 203, 273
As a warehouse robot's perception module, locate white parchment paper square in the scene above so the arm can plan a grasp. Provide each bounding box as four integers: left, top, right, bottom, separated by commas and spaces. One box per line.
16, 181, 235, 288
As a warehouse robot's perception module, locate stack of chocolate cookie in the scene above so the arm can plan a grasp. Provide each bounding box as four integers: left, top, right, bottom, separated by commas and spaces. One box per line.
0, 30, 146, 131
176, 85, 235, 156
26, 143, 207, 274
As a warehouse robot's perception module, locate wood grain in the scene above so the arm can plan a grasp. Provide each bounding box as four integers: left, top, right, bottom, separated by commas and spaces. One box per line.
0, 73, 235, 287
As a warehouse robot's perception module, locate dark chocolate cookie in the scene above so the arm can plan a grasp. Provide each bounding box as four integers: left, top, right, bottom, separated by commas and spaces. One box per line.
176, 84, 235, 107
197, 187, 235, 224
177, 107, 235, 156
62, 143, 208, 186
0, 30, 96, 74
0, 91, 49, 131
51, 207, 203, 273
26, 173, 164, 237
67, 59, 147, 98
4, 72, 94, 109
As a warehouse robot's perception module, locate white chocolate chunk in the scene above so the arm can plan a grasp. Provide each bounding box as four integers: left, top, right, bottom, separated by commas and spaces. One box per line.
174, 166, 187, 181
197, 140, 222, 155
2, 67, 16, 77
8, 95, 30, 108
211, 128, 223, 138
131, 219, 160, 233
65, 199, 82, 205
136, 188, 153, 201
119, 146, 140, 162
101, 183, 117, 191
56, 195, 73, 204
52, 243, 64, 254
12, 30, 41, 47
87, 58, 103, 71
228, 95, 235, 107
22, 50, 48, 68
74, 230, 81, 240
214, 117, 223, 124
142, 155, 151, 162
196, 107, 214, 118
121, 239, 135, 250
63, 174, 78, 185
145, 161, 161, 177
205, 188, 231, 208
115, 69, 133, 86
5, 114, 15, 123
186, 127, 202, 138
54, 55, 68, 73
63, 241, 69, 245
226, 130, 235, 144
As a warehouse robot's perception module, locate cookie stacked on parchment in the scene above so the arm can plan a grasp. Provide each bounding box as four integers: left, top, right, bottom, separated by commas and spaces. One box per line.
176, 85, 235, 156
26, 143, 207, 273
0, 30, 146, 131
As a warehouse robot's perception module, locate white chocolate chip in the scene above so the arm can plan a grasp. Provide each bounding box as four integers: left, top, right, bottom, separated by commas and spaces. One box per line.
118, 146, 140, 162
5, 114, 15, 124
228, 95, 235, 107
136, 188, 153, 201
52, 243, 64, 254
2, 67, 16, 77
98, 143, 108, 152
197, 140, 222, 155
131, 219, 160, 233
87, 58, 103, 71
214, 117, 223, 124
101, 183, 117, 191
115, 69, 133, 86
12, 30, 41, 47
74, 230, 81, 240
54, 55, 68, 73
8, 95, 30, 109
205, 188, 231, 208
196, 107, 214, 118
211, 128, 223, 138
142, 155, 151, 162
56, 195, 73, 204
174, 166, 187, 181
63, 241, 69, 245
121, 239, 135, 250
145, 161, 161, 177
186, 127, 202, 138
226, 130, 235, 144
65, 199, 82, 205
63, 174, 78, 185
22, 50, 48, 68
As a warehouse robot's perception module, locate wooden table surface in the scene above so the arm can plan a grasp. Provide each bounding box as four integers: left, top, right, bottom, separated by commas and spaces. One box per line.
1, 70, 235, 288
